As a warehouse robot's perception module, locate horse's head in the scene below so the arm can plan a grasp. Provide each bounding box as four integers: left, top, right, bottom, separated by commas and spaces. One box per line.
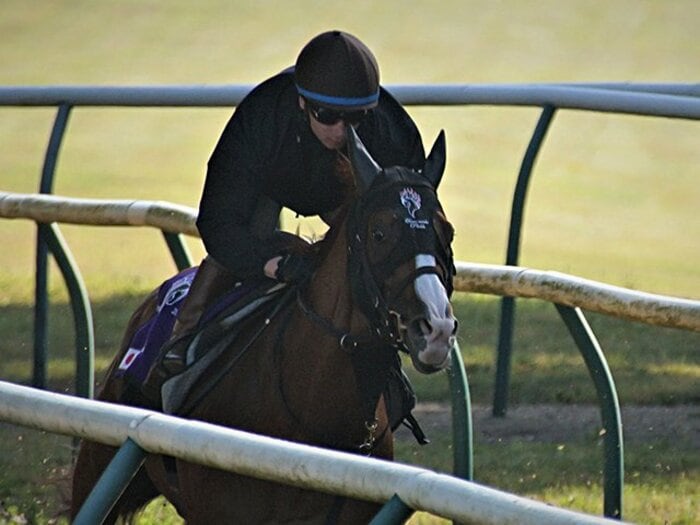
345, 127, 457, 374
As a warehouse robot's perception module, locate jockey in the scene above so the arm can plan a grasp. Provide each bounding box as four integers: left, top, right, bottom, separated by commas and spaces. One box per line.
143, 31, 426, 408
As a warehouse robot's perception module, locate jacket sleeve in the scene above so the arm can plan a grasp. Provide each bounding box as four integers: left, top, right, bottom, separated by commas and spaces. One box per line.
196, 91, 287, 278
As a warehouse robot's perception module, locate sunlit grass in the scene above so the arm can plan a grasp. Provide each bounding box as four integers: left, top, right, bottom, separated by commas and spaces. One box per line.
394, 436, 699, 524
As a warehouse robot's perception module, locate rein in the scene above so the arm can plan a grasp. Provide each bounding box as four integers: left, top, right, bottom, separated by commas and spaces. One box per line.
295, 288, 403, 353
175, 288, 296, 418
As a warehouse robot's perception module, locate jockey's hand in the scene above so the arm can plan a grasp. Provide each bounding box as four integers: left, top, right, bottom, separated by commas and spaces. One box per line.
275, 253, 314, 284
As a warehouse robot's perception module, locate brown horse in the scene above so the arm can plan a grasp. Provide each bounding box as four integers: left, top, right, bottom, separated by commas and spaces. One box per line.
71, 127, 458, 524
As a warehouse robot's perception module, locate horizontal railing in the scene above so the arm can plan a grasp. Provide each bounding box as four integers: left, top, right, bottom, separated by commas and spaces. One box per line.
3, 191, 697, 331
0, 380, 621, 525
0, 83, 698, 118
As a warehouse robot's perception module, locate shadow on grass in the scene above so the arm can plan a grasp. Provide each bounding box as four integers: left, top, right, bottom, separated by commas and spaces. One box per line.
1, 292, 698, 405
0, 291, 145, 393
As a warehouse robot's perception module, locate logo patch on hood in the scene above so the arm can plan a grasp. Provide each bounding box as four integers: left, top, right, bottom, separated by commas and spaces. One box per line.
400, 187, 421, 218
400, 187, 429, 230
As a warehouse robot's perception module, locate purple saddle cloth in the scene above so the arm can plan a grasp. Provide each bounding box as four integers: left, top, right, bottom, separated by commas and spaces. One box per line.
114, 267, 258, 384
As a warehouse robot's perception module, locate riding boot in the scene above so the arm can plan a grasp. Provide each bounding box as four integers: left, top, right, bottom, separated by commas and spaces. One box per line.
141, 256, 237, 402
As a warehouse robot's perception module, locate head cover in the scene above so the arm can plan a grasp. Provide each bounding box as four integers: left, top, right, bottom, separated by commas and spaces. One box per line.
295, 30, 380, 111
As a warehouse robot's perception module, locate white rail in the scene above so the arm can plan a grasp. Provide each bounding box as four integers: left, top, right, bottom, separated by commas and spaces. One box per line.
1, 191, 698, 332
454, 262, 700, 332
0, 83, 698, 120
0, 380, 619, 525
0, 191, 198, 236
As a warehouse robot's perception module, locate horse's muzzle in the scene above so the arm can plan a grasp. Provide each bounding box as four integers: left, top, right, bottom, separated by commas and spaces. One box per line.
406, 316, 457, 373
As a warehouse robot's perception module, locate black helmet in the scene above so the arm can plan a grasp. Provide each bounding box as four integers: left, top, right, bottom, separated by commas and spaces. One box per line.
295, 30, 380, 111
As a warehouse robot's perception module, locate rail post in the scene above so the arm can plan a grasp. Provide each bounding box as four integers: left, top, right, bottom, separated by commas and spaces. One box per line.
556, 305, 624, 519
73, 438, 147, 525
34, 103, 72, 389
493, 104, 556, 417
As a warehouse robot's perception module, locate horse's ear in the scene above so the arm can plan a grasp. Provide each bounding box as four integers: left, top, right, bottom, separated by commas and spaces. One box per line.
424, 130, 446, 189
347, 125, 381, 192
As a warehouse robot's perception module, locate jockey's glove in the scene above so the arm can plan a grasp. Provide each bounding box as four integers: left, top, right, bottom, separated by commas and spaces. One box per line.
275, 252, 314, 284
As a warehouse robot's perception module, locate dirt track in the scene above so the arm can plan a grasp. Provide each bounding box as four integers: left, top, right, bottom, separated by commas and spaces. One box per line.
396, 403, 700, 445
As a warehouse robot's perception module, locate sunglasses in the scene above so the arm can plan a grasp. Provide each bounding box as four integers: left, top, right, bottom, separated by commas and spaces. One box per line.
307, 103, 370, 126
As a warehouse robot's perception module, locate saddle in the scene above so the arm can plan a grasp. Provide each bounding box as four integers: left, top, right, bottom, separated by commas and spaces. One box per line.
116, 268, 287, 413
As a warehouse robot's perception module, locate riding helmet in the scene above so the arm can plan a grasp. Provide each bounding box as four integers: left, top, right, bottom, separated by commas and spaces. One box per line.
295, 30, 380, 111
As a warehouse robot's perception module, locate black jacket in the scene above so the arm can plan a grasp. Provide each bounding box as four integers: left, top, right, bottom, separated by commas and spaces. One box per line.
197, 68, 425, 278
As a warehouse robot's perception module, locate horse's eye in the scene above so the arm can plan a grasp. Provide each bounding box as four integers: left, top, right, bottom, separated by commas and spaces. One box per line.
371, 228, 385, 242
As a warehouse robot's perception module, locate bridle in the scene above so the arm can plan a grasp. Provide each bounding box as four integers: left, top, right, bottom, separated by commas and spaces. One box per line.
296, 172, 454, 355
291, 171, 454, 453
345, 173, 454, 344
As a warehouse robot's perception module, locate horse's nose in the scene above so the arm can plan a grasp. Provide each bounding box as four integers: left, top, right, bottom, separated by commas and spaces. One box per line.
425, 317, 458, 343
414, 316, 457, 342
410, 316, 457, 367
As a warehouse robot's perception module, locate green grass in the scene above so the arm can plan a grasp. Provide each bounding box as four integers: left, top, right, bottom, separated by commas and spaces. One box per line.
396, 436, 699, 525
0, 423, 73, 524
1, 294, 697, 406
1, 1, 698, 523
1, 1, 699, 301
1, 416, 697, 524
409, 295, 700, 407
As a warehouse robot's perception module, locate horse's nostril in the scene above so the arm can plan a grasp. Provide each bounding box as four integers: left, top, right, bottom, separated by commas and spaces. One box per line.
410, 318, 432, 337
452, 319, 459, 335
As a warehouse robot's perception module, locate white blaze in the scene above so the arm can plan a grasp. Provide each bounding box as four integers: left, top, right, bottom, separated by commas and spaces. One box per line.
414, 254, 455, 367
414, 254, 450, 319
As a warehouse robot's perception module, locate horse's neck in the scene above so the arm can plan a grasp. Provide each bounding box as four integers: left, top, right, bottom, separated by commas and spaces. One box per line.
277, 221, 376, 438
306, 220, 364, 332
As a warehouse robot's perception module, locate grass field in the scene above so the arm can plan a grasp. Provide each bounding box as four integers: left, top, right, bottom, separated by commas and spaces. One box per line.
2, 0, 699, 300
1, 1, 698, 523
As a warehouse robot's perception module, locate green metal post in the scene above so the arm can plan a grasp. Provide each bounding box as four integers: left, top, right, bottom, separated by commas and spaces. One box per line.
44, 223, 95, 399
163, 230, 193, 271
34, 103, 72, 389
493, 105, 556, 417
73, 438, 147, 525
34, 225, 50, 389
369, 494, 414, 524
448, 342, 473, 481
555, 305, 624, 520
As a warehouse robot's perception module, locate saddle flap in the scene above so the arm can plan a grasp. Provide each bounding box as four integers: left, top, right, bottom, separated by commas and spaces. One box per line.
115, 268, 280, 389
